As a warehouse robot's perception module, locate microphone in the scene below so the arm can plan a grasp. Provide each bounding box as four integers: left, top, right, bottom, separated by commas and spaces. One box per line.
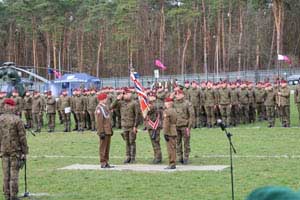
217, 119, 226, 131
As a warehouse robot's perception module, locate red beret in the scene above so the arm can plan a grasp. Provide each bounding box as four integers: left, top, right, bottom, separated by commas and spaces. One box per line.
3, 98, 16, 106
164, 97, 173, 102
184, 81, 190, 84
123, 88, 131, 94
281, 80, 287, 84
97, 93, 107, 101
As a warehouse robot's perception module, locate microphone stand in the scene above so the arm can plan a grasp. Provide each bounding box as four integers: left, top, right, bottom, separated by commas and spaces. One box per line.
222, 125, 237, 200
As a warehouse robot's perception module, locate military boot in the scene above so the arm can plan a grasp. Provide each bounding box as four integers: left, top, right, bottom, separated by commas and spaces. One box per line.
123, 157, 131, 164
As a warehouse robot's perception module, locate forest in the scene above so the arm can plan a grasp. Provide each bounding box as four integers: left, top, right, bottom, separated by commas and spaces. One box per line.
0, 0, 298, 78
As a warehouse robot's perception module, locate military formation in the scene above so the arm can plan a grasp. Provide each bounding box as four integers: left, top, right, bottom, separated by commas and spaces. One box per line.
0, 78, 298, 199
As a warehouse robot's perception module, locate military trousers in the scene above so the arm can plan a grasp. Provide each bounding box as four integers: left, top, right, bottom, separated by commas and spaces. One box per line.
192, 106, 200, 128
280, 105, 290, 126
240, 104, 249, 124
112, 110, 121, 128
75, 111, 85, 130
24, 109, 33, 128
62, 112, 71, 132
199, 105, 207, 127
1, 155, 20, 200
219, 104, 231, 125
148, 129, 162, 161
166, 136, 176, 167
39, 111, 44, 127
122, 128, 136, 160
71, 111, 78, 130
256, 102, 265, 121
230, 104, 240, 125
99, 135, 111, 166
176, 127, 190, 161
204, 105, 215, 127
88, 110, 96, 130
266, 106, 275, 126
47, 113, 56, 131
32, 112, 42, 131
58, 110, 64, 124
249, 103, 256, 123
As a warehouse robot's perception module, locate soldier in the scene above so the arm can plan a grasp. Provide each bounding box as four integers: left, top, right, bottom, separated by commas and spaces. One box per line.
111, 88, 139, 164
60, 90, 72, 132
12, 90, 23, 118
40, 91, 47, 127
73, 90, 85, 132
255, 83, 266, 121
56, 93, 64, 124
82, 89, 89, 129
204, 82, 216, 128
23, 91, 33, 129
230, 83, 240, 126
46, 91, 56, 132
145, 92, 162, 164
87, 89, 98, 131
32, 91, 43, 133
70, 90, 79, 131
163, 97, 177, 170
156, 87, 167, 110
264, 83, 276, 127
95, 93, 113, 168
294, 82, 300, 126
0, 98, 28, 200
218, 82, 231, 126
278, 80, 290, 127
239, 83, 250, 124
173, 89, 194, 164
183, 81, 191, 100
199, 82, 207, 127
189, 81, 201, 128
248, 83, 256, 123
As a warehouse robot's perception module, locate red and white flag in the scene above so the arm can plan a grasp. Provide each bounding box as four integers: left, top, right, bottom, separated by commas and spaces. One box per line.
130, 70, 150, 118
278, 54, 292, 64
155, 59, 167, 70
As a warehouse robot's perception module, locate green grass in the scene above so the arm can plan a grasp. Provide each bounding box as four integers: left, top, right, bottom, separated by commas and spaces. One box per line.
1, 100, 300, 200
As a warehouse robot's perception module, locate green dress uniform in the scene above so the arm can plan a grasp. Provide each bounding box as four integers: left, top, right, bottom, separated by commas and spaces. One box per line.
230, 87, 240, 126
32, 95, 43, 132
60, 95, 72, 132
239, 88, 249, 124
255, 87, 266, 121
87, 94, 98, 131
189, 87, 201, 128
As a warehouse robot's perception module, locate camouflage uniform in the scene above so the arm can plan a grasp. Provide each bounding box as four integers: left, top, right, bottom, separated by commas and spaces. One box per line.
82, 93, 89, 129
111, 98, 139, 163
199, 88, 207, 127
60, 95, 71, 132
189, 87, 201, 128
204, 87, 216, 127
294, 84, 300, 125
173, 98, 194, 164
12, 96, 23, 118
248, 87, 256, 123
230, 87, 240, 126
0, 97, 4, 115
264, 87, 276, 127
145, 102, 162, 163
70, 95, 78, 131
32, 95, 43, 132
278, 86, 290, 127
218, 86, 231, 125
40, 95, 46, 127
0, 109, 28, 200
163, 105, 177, 168
73, 94, 85, 131
46, 96, 56, 132
255, 87, 266, 121
239, 87, 249, 124
23, 95, 33, 128
87, 93, 98, 131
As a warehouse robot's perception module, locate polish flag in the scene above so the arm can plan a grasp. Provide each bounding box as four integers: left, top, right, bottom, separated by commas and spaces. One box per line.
278, 54, 292, 64
155, 59, 167, 70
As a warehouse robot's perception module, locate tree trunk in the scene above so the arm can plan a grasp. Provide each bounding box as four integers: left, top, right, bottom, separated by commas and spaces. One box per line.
96, 29, 104, 78
202, 0, 208, 80
238, 0, 243, 75
159, 1, 165, 63
192, 1, 199, 73
181, 27, 192, 76
227, 0, 232, 71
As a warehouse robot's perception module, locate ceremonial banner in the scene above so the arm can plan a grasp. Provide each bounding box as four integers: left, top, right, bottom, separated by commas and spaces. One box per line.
130, 70, 150, 118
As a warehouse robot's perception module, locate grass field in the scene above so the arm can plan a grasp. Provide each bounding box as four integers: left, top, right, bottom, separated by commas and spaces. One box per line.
1, 101, 300, 200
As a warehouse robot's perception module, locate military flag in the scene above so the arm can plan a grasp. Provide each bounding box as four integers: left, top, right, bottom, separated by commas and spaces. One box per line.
130, 69, 150, 118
